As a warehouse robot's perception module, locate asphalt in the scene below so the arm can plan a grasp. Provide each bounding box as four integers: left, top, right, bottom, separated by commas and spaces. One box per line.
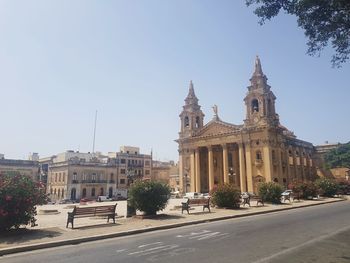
1, 201, 349, 263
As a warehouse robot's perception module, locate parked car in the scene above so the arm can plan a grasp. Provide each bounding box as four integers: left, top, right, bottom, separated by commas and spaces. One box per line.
97, 196, 112, 202
184, 192, 204, 199
58, 199, 75, 204
281, 190, 293, 196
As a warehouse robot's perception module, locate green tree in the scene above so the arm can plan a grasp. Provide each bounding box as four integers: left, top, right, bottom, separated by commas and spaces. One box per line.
246, 0, 350, 67
324, 142, 350, 169
0, 173, 48, 231
128, 180, 171, 216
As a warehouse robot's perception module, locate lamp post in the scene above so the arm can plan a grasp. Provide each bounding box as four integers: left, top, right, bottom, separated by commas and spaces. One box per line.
184, 168, 189, 194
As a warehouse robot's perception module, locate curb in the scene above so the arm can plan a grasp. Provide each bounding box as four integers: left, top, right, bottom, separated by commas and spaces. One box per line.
0, 198, 345, 257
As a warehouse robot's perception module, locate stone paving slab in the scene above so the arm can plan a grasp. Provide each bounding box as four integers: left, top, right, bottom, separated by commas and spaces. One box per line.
0, 197, 346, 255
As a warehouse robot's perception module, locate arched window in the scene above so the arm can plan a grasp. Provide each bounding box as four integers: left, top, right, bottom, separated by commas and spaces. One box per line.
184, 116, 189, 127
82, 188, 87, 198
251, 99, 259, 113
91, 188, 95, 197
256, 151, 262, 160
195, 116, 200, 128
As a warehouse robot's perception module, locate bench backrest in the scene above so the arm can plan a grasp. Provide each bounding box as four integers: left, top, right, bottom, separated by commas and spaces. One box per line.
188, 198, 210, 205
72, 204, 117, 216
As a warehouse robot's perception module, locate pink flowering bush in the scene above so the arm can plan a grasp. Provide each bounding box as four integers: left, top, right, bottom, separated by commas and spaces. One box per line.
0, 172, 48, 231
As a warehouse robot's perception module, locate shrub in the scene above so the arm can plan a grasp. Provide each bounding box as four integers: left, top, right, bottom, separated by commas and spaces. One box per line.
0, 172, 48, 231
299, 182, 318, 199
128, 180, 171, 215
315, 178, 338, 197
258, 182, 283, 204
210, 184, 241, 209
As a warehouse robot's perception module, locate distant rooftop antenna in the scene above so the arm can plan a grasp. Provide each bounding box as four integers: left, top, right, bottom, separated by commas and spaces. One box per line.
92, 110, 98, 153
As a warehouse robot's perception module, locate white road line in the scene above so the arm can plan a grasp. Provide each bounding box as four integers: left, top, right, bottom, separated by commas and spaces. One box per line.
251, 225, 350, 263
137, 245, 179, 256
116, 249, 127, 253
128, 245, 174, 255
138, 242, 163, 248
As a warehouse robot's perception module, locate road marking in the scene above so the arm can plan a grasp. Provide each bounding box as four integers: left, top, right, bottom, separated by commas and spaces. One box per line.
128, 245, 175, 255
138, 242, 163, 248
137, 245, 179, 256
251, 224, 350, 263
116, 249, 127, 253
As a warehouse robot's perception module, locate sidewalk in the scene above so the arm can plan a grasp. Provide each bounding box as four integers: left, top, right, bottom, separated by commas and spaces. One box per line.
0, 197, 346, 256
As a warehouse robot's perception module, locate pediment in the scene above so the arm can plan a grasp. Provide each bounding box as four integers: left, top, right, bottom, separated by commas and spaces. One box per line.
195, 120, 241, 137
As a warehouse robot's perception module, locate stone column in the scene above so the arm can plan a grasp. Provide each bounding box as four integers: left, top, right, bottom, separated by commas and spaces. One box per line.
190, 150, 196, 192
245, 143, 254, 193
178, 151, 184, 193
208, 146, 215, 191
195, 148, 201, 192
222, 144, 229, 184
263, 145, 273, 183
238, 143, 247, 192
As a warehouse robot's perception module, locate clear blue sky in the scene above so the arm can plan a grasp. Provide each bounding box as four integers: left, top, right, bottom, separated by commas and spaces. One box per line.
0, 0, 349, 161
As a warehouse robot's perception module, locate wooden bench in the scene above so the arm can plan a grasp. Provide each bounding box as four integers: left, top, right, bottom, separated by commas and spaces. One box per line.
181, 198, 211, 214
66, 204, 117, 229
241, 195, 264, 207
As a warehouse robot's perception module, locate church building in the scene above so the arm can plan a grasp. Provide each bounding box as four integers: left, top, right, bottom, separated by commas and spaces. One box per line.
177, 57, 317, 194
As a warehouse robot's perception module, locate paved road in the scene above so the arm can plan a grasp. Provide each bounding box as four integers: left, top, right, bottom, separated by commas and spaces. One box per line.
1, 201, 350, 263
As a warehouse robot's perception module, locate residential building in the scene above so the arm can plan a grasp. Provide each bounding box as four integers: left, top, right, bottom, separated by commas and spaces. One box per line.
44, 147, 152, 201
0, 155, 40, 181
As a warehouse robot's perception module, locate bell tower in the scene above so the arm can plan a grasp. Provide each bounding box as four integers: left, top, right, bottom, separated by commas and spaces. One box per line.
244, 56, 279, 127
179, 81, 205, 139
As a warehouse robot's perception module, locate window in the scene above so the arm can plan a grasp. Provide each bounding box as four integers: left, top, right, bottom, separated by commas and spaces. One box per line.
272, 150, 276, 162
288, 150, 293, 157
120, 169, 126, 174
145, 161, 150, 166
82, 188, 87, 198
145, 170, 150, 175
121, 159, 126, 164
251, 99, 259, 113
100, 188, 104, 196
62, 189, 64, 198
256, 151, 262, 160
110, 173, 114, 180
120, 179, 126, 184
184, 116, 189, 127
73, 172, 77, 180
195, 116, 200, 128
91, 188, 95, 197
92, 173, 97, 181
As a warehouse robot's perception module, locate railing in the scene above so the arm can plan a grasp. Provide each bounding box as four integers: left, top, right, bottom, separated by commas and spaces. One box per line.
81, 180, 108, 184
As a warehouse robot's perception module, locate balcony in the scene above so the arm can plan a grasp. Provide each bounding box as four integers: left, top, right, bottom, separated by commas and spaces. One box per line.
81, 180, 107, 184
255, 159, 263, 167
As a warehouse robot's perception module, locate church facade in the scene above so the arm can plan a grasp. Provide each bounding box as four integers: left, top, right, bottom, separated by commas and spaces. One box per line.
177, 57, 317, 194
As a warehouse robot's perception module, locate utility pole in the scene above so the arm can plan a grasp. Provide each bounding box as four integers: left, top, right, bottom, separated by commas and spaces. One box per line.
92, 110, 97, 153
